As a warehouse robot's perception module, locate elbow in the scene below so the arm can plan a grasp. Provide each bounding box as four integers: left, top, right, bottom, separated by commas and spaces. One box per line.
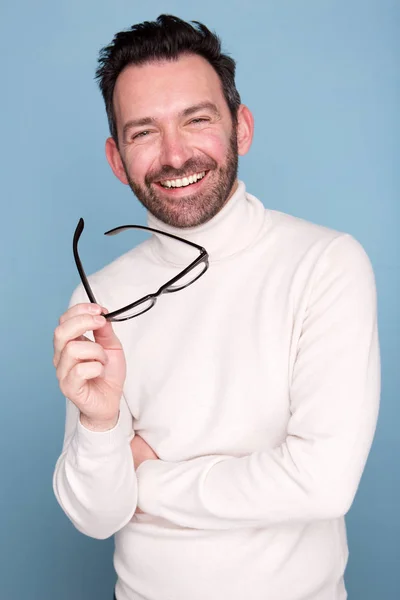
73, 509, 136, 540
53, 470, 138, 540
311, 485, 357, 521
53, 453, 138, 539
75, 521, 115, 541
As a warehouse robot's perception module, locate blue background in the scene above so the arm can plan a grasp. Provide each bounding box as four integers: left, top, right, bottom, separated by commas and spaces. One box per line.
0, 1, 398, 598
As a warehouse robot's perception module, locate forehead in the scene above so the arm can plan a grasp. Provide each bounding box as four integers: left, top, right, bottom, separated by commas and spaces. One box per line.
113, 54, 227, 120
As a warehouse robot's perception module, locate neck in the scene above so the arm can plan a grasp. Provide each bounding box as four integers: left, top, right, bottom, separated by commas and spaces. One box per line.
147, 180, 266, 264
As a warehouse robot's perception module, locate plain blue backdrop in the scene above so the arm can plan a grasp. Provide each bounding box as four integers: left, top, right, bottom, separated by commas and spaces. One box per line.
0, 1, 398, 599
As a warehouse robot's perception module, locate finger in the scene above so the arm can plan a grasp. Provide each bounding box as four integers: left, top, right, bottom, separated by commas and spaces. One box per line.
60, 361, 104, 403
53, 314, 107, 367
59, 303, 104, 325
56, 340, 108, 381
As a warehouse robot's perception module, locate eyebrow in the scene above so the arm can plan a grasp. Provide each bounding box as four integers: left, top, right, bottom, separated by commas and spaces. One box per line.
122, 102, 221, 140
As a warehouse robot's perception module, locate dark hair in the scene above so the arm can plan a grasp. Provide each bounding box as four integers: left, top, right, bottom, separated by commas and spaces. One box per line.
95, 14, 241, 144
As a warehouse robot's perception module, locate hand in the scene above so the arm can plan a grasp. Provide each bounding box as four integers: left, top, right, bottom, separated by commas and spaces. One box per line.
130, 434, 158, 471
53, 303, 126, 431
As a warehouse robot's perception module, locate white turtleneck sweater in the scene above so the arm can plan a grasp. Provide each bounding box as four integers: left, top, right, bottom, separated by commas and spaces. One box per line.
53, 181, 380, 600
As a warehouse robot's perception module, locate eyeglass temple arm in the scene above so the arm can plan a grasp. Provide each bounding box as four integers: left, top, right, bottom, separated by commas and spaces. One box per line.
73, 219, 209, 312
73, 218, 97, 304
104, 224, 207, 253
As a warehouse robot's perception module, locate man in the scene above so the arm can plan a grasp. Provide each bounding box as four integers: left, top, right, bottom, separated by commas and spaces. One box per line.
53, 14, 380, 600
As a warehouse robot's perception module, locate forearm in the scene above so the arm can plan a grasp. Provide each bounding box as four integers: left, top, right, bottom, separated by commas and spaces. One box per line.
137, 234, 380, 530
53, 404, 137, 539
137, 411, 378, 530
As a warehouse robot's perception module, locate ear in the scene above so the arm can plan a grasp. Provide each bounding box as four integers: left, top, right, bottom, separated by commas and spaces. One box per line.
105, 137, 129, 185
236, 104, 254, 156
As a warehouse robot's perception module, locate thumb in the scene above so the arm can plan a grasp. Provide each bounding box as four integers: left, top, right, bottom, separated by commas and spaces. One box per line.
93, 310, 122, 349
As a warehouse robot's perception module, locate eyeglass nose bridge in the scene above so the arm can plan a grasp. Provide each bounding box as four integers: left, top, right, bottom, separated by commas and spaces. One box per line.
105, 255, 208, 322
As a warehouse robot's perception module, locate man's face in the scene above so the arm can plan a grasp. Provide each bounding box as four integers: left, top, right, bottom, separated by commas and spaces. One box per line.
109, 54, 241, 228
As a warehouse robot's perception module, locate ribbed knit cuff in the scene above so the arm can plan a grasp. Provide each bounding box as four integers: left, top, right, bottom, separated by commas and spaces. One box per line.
72, 413, 126, 458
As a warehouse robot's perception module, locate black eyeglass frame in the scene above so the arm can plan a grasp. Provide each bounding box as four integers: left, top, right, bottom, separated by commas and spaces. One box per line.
73, 218, 209, 322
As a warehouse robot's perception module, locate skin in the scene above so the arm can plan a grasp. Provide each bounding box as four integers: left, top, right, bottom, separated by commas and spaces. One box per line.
106, 54, 254, 228
54, 53, 254, 507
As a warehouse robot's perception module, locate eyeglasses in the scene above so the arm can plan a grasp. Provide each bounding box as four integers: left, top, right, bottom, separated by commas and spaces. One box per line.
73, 218, 209, 322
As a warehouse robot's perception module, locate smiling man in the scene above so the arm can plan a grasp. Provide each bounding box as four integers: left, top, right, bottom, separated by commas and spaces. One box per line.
53, 15, 380, 600
105, 53, 249, 228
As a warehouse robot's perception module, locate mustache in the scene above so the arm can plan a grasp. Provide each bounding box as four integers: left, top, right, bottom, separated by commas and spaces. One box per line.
145, 158, 218, 185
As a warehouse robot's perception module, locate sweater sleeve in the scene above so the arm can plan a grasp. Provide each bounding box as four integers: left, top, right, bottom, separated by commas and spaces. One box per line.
52, 286, 138, 539
136, 234, 380, 530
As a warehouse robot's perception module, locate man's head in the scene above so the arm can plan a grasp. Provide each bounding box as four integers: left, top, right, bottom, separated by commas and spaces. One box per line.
96, 15, 253, 228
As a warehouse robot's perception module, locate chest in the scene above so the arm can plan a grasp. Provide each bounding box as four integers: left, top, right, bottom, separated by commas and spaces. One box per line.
119, 254, 302, 459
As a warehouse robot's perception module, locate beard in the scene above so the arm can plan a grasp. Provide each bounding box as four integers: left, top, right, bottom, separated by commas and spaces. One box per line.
122, 127, 239, 229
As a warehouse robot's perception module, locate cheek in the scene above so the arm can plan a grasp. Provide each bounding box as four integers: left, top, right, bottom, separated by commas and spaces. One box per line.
196, 131, 231, 162
125, 147, 156, 180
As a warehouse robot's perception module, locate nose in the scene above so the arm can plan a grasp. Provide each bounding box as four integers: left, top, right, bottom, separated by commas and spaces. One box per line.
159, 126, 193, 170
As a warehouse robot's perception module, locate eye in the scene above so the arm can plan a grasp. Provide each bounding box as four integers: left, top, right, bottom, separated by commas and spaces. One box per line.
189, 117, 210, 125
132, 130, 151, 140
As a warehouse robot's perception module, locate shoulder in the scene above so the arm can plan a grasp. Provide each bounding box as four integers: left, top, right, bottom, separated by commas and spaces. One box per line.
244, 189, 375, 292
265, 206, 342, 249
266, 210, 376, 298
255, 207, 377, 323
258, 202, 373, 275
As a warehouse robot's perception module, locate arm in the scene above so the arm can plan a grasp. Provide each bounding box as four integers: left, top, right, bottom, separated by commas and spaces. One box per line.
136, 234, 380, 530
52, 289, 138, 539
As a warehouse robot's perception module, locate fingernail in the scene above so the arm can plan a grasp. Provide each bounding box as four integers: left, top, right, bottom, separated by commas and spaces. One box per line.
94, 315, 106, 325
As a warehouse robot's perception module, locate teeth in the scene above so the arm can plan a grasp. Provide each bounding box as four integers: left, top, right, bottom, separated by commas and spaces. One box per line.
160, 171, 206, 189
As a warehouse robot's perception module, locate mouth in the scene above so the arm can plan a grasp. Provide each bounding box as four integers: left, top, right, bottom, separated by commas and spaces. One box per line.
153, 170, 210, 194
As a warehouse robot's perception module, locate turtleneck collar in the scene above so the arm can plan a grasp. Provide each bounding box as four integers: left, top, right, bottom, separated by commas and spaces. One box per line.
146, 180, 266, 265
